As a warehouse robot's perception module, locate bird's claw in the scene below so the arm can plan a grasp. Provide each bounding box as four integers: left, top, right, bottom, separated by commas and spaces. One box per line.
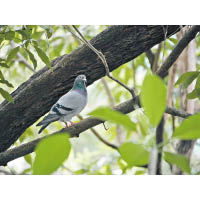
70, 121, 75, 126
64, 121, 75, 128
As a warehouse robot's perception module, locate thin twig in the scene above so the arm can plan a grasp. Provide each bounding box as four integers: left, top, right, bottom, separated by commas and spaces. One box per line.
161, 26, 168, 65
78, 115, 118, 150
103, 122, 108, 131
63, 25, 83, 44
71, 25, 136, 98
155, 117, 165, 175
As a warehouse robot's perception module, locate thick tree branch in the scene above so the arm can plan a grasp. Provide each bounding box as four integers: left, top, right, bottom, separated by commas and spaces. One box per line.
0, 95, 192, 166
0, 25, 181, 152
0, 98, 136, 166
156, 25, 200, 78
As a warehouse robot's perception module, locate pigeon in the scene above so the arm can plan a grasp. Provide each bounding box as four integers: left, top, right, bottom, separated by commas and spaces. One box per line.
36, 74, 87, 134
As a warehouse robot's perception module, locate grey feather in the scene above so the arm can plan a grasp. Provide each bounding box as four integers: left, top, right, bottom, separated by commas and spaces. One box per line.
38, 123, 50, 134
36, 114, 60, 134
37, 74, 87, 134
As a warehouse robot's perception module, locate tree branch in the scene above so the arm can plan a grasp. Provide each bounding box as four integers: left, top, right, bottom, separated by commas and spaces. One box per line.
0, 98, 136, 166
145, 49, 155, 68
0, 25, 181, 153
0, 95, 192, 166
152, 43, 162, 73
156, 117, 165, 175
156, 25, 200, 78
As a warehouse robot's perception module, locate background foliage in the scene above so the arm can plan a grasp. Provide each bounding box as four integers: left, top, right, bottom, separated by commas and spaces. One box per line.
0, 25, 200, 175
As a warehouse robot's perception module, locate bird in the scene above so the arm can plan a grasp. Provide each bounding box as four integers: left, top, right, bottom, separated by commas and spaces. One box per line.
36, 74, 87, 134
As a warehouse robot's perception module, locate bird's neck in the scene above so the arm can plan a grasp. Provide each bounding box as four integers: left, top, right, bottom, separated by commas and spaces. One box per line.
72, 81, 87, 94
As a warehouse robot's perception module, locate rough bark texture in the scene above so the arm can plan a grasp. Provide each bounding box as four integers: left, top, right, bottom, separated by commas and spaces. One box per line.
0, 25, 181, 152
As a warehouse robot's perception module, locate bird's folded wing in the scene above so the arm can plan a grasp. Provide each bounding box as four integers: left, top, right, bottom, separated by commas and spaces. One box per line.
50, 91, 82, 116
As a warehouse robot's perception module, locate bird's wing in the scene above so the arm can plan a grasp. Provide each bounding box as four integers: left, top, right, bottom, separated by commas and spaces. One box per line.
50, 90, 86, 116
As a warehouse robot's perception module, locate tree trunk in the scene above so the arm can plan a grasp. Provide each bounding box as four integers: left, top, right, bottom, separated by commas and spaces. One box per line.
173, 29, 197, 174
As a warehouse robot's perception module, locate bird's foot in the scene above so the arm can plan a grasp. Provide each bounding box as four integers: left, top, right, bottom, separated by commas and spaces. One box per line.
64, 122, 68, 128
70, 121, 75, 126
64, 121, 75, 128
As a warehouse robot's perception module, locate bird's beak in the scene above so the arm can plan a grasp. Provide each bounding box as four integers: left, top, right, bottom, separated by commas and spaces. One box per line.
83, 78, 87, 83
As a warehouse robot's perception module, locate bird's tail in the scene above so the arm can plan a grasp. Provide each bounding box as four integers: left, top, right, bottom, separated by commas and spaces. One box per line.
36, 114, 60, 134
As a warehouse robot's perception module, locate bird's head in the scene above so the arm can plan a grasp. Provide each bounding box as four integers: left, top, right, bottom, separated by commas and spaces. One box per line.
76, 74, 87, 83
73, 74, 87, 91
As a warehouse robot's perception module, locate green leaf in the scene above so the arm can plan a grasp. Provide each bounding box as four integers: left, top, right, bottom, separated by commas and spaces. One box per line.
175, 71, 200, 89
164, 152, 190, 174
20, 168, 31, 175
187, 88, 200, 99
40, 25, 53, 39
24, 154, 32, 166
0, 33, 4, 39
75, 169, 87, 174
0, 80, 14, 88
173, 113, 200, 139
5, 31, 15, 40
0, 70, 5, 80
135, 110, 149, 136
0, 88, 14, 103
33, 133, 71, 175
25, 49, 37, 69
118, 158, 128, 173
0, 62, 9, 68
135, 170, 146, 175
168, 37, 178, 45
33, 45, 51, 68
19, 127, 34, 143
31, 40, 38, 47
16, 30, 31, 40
140, 73, 167, 127
89, 107, 136, 131
195, 75, 200, 89
7, 46, 20, 63
119, 142, 149, 167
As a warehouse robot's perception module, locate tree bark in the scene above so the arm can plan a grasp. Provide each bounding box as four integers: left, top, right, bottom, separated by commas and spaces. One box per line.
173, 30, 197, 174
0, 25, 181, 152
